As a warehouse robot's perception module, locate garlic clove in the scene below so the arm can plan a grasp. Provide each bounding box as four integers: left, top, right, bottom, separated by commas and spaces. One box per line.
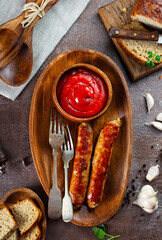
150, 121, 162, 131
145, 121, 162, 131
140, 185, 158, 196
143, 204, 158, 213
146, 165, 160, 182
156, 113, 162, 122
133, 185, 158, 213
138, 188, 157, 199
140, 185, 154, 192
144, 93, 154, 113
133, 196, 157, 210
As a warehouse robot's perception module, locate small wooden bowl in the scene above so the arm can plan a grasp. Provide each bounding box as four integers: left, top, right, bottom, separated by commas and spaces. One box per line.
0, 188, 47, 240
52, 63, 113, 122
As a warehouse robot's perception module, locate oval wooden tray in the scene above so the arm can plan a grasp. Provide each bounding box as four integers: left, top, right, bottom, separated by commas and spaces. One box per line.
0, 188, 47, 239
29, 49, 133, 226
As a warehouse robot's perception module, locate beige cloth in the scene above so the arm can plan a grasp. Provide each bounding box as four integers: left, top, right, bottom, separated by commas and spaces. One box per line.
0, 0, 90, 100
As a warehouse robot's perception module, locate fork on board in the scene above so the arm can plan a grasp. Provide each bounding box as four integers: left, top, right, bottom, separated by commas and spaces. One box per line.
61, 125, 74, 222
48, 108, 64, 219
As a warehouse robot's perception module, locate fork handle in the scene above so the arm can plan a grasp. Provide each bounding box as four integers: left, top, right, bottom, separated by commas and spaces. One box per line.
62, 163, 73, 222
48, 149, 62, 219
52, 149, 58, 188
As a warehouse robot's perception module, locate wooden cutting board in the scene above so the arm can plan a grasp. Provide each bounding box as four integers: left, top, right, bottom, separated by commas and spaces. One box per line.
98, 0, 162, 81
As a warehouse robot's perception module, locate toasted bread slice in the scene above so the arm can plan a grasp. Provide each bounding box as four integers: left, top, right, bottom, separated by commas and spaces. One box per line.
0, 207, 17, 240
7, 230, 18, 240
9, 199, 41, 235
116, 21, 162, 64
131, 0, 162, 30
19, 225, 41, 240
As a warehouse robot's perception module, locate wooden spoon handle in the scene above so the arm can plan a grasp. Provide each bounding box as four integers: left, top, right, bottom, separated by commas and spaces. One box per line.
43, 0, 59, 13
27, 0, 59, 29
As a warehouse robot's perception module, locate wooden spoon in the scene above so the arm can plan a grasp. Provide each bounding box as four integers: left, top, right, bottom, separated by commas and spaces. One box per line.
0, 0, 59, 86
0, 188, 47, 240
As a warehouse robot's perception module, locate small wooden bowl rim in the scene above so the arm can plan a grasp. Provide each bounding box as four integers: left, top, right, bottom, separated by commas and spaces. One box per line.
52, 63, 113, 122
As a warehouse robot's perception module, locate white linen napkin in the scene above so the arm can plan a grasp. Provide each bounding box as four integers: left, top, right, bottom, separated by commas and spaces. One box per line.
0, 0, 90, 100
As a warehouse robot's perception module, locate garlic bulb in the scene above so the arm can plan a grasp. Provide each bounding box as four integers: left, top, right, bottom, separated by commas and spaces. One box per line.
133, 185, 158, 213
146, 165, 160, 182
144, 93, 154, 113
145, 121, 162, 131
156, 113, 162, 122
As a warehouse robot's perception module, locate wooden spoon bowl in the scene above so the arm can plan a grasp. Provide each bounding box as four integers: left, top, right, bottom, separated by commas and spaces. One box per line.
0, 188, 47, 240
0, 42, 33, 86
0, 0, 59, 86
0, 29, 19, 63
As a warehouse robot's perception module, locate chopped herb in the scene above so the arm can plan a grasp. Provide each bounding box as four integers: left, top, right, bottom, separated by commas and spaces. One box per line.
145, 51, 161, 67
93, 225, 120, 240
93, 226, 106, 239
148, 51, 153, 58
155, 55, 161, 62
145, 61, 155, 67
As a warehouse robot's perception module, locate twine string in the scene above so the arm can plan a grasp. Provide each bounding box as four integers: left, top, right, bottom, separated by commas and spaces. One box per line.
21, 0, 51, 28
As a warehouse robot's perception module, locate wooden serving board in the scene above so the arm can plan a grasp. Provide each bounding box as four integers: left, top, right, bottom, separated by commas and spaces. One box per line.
98, 0, 162, 81
29, 49, 133, 226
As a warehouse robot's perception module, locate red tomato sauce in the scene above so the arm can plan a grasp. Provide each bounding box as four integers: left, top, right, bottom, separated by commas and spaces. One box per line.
57, 67, 108, 118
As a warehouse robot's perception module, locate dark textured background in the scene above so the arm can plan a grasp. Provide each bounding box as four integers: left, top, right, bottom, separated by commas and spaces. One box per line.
0, 1, 161, 239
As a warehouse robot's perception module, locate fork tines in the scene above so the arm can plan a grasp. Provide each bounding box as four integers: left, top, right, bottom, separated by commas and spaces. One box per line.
63, 125, 73, 151
50, 108, 64, 135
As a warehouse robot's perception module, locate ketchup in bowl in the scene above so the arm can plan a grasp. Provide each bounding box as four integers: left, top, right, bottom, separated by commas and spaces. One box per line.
57, 67, 108, 118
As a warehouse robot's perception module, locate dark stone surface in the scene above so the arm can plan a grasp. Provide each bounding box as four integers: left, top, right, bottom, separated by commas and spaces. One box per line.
0, 1, 161, 239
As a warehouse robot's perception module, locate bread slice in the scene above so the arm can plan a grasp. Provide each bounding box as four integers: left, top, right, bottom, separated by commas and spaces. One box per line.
9, 199, 41, 235
19, 225, 41, 240
7, 230, 18, 240
116, 21, 162, 64
131, 0, 162, 30
0, 207, 17, 240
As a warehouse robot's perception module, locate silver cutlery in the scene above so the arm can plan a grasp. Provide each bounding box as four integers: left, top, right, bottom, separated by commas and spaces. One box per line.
48, 108, 64, 219
61, 125, 74, 222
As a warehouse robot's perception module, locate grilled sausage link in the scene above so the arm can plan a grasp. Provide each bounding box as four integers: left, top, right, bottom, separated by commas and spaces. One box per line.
87, 119, 121, 208
69, 123, 93, 208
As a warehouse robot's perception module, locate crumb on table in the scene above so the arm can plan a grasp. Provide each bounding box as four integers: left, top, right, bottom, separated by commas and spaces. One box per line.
121, 7, 126, 14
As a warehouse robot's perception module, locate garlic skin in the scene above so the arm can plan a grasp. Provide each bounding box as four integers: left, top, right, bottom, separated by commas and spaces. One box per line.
146, 165, 160, 182
144, 93, 154, 113
156, 113, 162, 122
133, 185, 158, 213
145, 121, 162, 131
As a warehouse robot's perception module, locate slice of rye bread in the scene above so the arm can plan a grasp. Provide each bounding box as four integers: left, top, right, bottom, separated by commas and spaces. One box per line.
0, 207, 17, 240
19, 225, 41, 240
130, 0, 162, 30
7, 230, 18, 240
9, 199, 42, 236
116, 21, 162, 64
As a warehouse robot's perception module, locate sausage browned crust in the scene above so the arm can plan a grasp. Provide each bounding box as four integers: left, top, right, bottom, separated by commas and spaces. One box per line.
69, 123, 93, 208
87, 119, 121, 208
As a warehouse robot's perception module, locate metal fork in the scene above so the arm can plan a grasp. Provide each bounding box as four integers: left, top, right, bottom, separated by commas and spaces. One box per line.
48, 108, 64, 219
61, 125, 74, 222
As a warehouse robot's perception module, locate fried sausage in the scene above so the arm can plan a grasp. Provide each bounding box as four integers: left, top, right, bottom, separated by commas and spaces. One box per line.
69, 123, 93, 208
87, 119, 121, 208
